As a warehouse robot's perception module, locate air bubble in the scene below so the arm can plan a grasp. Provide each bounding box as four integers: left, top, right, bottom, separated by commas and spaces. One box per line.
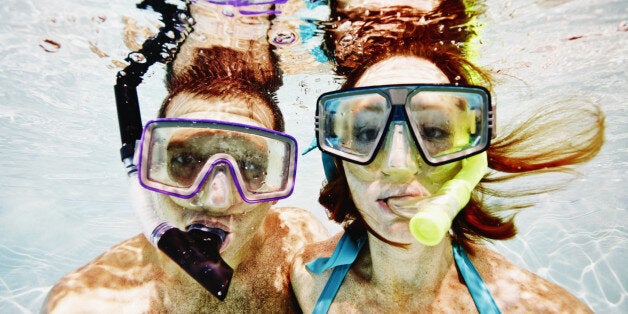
222, 6, 235, 17
129, 52, 146, 63
39, 39, 61, 52
160, 52, 171, 61
272, 30, 296, 45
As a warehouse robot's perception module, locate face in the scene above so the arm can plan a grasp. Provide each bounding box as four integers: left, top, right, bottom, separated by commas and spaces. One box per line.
344, 56, 464, 244
151, 92, 277, 266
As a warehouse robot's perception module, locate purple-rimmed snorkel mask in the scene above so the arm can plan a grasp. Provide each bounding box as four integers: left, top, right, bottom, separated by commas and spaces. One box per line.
137, 118, 298, 204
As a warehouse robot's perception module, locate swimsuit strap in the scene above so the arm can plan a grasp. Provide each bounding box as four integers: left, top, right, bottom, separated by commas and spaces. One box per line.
452, 241, 502, 314
306, 232, 366, 314
306, 233, 500, 314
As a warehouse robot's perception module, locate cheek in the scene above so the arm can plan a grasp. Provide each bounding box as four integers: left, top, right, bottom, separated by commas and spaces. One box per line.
343, 159, 382, 183
151, 194, 187, 228
344, 167, 382, 211
230, 205, 271, 240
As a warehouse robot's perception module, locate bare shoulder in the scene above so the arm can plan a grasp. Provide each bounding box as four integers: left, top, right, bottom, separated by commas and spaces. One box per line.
469, 244, 593, 313
290, 232, 344, 312
262, 206, 330, 246
43, 235, 164, 313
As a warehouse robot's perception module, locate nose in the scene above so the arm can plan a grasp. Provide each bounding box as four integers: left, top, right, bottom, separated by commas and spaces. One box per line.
190, 163, 236, 209
380, 122, 420, 183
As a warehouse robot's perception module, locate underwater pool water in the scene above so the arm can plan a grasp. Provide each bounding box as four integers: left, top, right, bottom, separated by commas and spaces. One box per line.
0, 0, 625, 312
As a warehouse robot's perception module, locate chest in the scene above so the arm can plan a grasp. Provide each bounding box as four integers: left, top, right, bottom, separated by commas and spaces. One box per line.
306, 268, 480, 313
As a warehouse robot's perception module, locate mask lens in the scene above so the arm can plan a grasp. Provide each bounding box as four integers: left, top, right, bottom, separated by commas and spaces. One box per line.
318, 92, 390, 163
139, 119, 296, 202
406, 88, 489, 164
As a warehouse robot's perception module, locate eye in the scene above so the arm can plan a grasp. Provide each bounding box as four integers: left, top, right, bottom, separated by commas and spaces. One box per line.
171, 153, 196, 166
168, 153, 203, 185
241, 160, 267, 190
421, 126, 449, 140
355, 127, 379, 142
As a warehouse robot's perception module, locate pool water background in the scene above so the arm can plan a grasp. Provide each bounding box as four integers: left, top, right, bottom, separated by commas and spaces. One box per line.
0, 0, 625, 312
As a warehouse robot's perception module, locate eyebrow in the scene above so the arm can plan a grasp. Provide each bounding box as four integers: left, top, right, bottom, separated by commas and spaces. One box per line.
411, 94, 467, 111
167, 129, 267, 151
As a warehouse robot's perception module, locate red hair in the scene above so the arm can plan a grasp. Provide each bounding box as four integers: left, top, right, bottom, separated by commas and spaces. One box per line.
318, 3, 605, 250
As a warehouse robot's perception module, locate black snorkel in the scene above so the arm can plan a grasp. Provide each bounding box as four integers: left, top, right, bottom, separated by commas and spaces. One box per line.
113, 0, 233, 301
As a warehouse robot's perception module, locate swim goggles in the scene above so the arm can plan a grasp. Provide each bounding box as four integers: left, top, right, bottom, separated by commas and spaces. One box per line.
137, 118, 298, 203
315, 84, 495, 166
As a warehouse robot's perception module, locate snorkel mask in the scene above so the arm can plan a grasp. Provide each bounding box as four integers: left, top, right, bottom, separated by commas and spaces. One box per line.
315, 84, 495, 246
113, 0, 299, 300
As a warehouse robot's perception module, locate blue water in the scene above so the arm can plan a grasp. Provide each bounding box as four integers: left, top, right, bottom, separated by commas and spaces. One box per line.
0, 0, 626, 312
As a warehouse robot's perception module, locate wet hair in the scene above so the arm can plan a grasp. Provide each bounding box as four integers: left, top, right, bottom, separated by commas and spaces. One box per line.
324, 0, 485, 77
318, 4, 605, 251
159, 45, 285, 131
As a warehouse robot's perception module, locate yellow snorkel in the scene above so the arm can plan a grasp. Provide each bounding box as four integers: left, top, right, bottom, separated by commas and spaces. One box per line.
409, 151, 487, 246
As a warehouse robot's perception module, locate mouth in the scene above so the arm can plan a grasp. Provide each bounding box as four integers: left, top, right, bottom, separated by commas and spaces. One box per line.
378, 196, 423, 219
377, 185, 430, 219
186, 218, 232, 252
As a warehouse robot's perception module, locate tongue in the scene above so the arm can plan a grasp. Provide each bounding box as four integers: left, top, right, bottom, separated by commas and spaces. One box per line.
157, 226, 233, 301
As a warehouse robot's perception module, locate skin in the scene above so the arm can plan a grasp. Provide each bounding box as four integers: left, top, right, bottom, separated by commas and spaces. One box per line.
291, 56, 593, 313
44, 93, 329, 313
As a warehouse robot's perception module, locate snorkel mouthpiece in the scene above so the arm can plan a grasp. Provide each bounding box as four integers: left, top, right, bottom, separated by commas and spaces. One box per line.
156, 224, 233, 301
409, 152, 488, 246
130, 175, 233, 301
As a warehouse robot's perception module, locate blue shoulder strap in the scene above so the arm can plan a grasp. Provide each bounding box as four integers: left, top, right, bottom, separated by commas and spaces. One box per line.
306, 233, 500, 314
306, 232, 366, 314
452, 241, 502, 314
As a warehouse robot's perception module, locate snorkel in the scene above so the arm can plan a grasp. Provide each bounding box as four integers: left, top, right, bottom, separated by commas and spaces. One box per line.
113, 0, 233, 300
408, 152, 487, 246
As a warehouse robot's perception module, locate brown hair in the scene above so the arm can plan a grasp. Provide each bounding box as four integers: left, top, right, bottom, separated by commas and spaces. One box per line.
318, 7, 605, 250
325, 0, 485, 77
159, 45, 285, 131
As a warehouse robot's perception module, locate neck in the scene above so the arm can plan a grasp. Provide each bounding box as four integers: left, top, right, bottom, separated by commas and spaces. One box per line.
361, 232, 453, 297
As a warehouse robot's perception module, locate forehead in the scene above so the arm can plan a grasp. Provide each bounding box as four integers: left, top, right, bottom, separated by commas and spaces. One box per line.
355, 56, 450, 87
165, 92, 275, 129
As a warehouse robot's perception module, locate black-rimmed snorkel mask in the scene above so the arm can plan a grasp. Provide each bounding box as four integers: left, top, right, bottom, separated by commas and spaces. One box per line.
113, 0, 233, 301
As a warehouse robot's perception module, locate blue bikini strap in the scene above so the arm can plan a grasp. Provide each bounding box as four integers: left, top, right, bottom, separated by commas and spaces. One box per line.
306, 232, 366, 314
452, 241, 502, 314
306, 233, 500, 314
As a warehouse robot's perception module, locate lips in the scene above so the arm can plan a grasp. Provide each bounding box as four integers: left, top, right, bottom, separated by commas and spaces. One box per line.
377, 185, 431, 219
186, 217, 232, 252
388, 195, 434, 218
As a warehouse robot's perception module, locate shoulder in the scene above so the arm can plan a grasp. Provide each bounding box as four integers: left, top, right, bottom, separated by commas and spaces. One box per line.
469, 244, 593, 313
43, 235, 164, 313
261, 207, 330, 246
290, 232, 344, 312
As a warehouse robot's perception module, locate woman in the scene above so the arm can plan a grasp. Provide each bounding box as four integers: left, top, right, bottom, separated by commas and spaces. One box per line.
44, 1, 328, 312
291, 1, 602, 312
